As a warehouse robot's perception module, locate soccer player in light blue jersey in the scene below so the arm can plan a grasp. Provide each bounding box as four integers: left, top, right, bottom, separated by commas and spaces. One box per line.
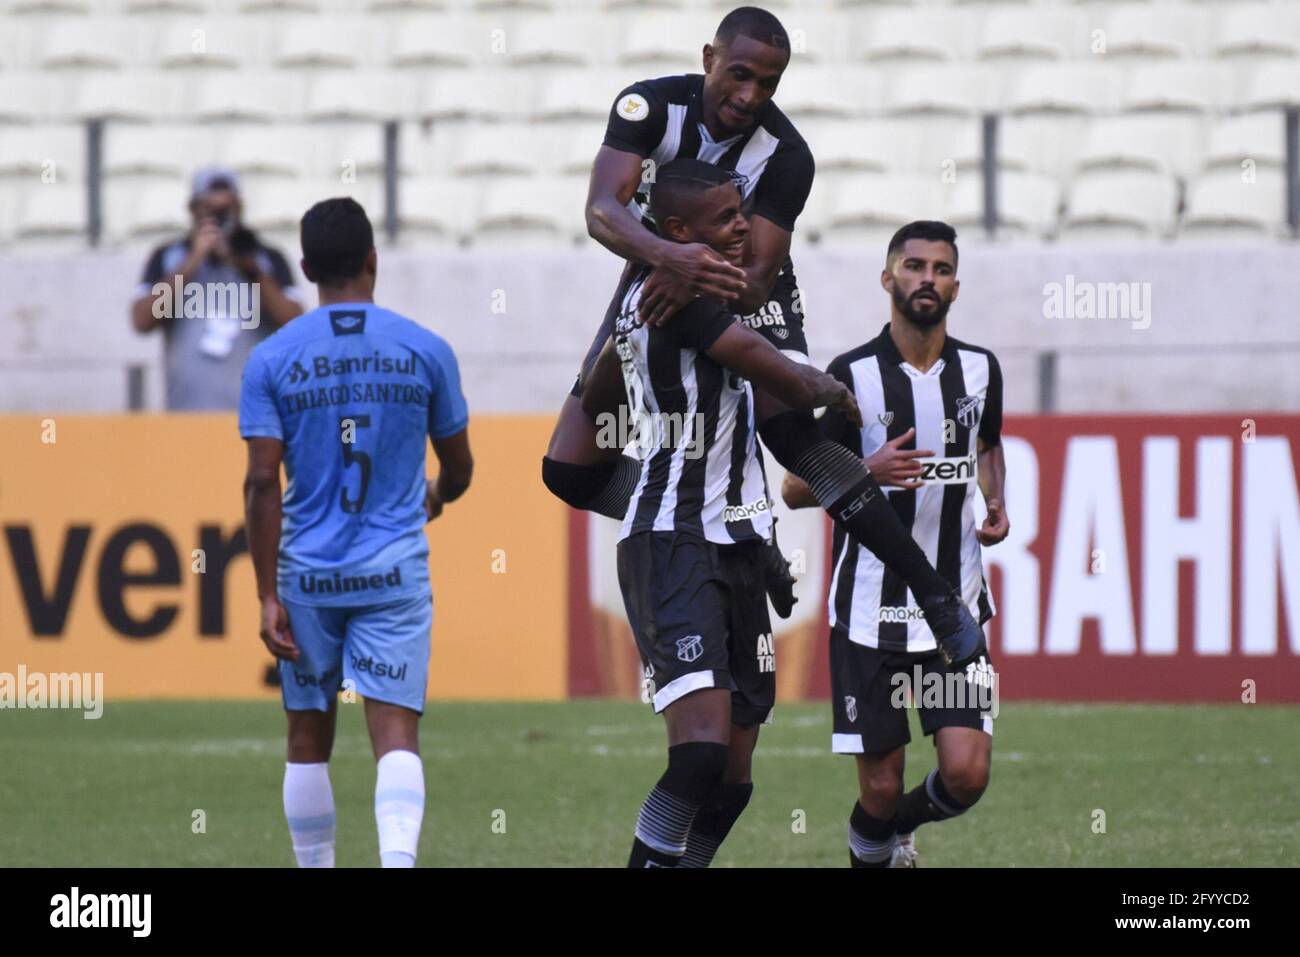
240, 198, 473, 868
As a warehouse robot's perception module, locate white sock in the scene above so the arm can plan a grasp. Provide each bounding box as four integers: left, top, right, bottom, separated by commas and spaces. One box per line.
375, 749, 424, 868
283, 762, 336, 868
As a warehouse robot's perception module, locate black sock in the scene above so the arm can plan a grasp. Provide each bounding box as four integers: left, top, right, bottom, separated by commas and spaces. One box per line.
679, 782, 754, 868
758, 413, 949, 602
848, 800, 896, 868
628, 742, 728, 868
892, 768, 972, 836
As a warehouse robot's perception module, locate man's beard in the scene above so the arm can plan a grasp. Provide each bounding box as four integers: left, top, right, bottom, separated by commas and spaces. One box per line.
893, 286, 950, 327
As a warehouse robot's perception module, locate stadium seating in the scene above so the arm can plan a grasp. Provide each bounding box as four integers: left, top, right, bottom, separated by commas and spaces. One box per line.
1, 0, 1298, 247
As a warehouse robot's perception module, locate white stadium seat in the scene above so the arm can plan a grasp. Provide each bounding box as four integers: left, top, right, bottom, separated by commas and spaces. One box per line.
0, 74, 55, 123
157, 19, 255, 71
14, 183, 86, 242
1121, 62, 1237, 113
449, 124, 554, 177
110, 181, 191, 244
537, 70, 640, 122
1074, 114, 1206, 179
124, 0, 211, 13
1180, 168, 1287, 238
799, 119, 900, 173
1061, 171, 1180, 241
946, 171, 1062, 241
1239, 62, 1300, 110
818, 173, 946, 245
274, 19, 374, 70
190, 72, 305, 122
241, 0, 324, 13
782, 14, 853, 67
882, 65, 995, 116
975, 8, 1088, 62
1004, 64, 1124, 116
303, 72, 415, 121
419, 71, 539, 121
504, 16, 610, 69
772, 67, 880, 118
40, 18, 130, 70
0, 125, 84, 182
1201, 112, 1286, 171
555, 122, 607, 176
102, 125, 208, 180
388, 17, 496, 69
618, 15, 716, 70
72, 72, 186, 122
398, 177, 475, 246
1212, 3, 1300, 60
854, 11, 966, 63
1099, 4, 1210, 61
472, 175, 589, 246
220, 124, 315, 179
243, 178, 383, 243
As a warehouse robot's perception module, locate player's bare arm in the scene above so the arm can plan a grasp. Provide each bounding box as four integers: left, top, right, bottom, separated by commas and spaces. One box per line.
425, 428, 474, 522
706, 323, 861, 425
586, 146, 747, 308
578, 335, 626, 423
243, 435, 298, 661
976, 437, 1009, 545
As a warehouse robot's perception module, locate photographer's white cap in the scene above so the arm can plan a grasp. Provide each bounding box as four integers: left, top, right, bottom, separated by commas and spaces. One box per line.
190, 166, 240, 199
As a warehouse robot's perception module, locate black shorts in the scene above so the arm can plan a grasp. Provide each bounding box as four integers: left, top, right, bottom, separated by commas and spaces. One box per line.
569, 260, 810, 397
829, 632, 995, 754
616, 531, 776, 726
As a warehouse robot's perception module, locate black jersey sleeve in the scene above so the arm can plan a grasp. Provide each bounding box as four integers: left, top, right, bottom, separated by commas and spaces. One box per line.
138, 242, 168, 286
979, 352, 1003, 448
661, 298, 735, 352
817, 356, 863, 456
602, 80, 669, 158
750, 141, 814, 233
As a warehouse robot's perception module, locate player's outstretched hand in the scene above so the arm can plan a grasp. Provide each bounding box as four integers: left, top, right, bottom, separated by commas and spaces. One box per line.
864, 428, 934, 490
424, 480, 444, 523
259, 596, 299, 661
977, 497, 1009, 546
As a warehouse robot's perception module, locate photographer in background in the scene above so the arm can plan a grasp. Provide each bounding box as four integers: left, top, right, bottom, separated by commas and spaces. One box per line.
131, 167, 304, 410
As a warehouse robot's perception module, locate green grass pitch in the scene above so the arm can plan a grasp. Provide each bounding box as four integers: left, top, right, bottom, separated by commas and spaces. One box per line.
2, 699, 1295, 867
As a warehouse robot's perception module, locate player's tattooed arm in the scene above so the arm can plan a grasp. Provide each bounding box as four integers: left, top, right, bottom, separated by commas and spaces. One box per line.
976, 437, 1009, 545
586, 147, 746, 312
243, 437, 298, 661
706, 324, 861, 425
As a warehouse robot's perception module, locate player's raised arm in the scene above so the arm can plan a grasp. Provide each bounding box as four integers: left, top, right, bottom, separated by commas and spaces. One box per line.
705, 322, 861, 425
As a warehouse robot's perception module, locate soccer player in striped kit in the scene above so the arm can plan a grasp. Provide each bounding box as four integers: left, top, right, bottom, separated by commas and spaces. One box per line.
784, 221, 1009, 867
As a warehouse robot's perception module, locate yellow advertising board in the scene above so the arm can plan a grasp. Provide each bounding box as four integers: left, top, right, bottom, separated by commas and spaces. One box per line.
0, 415, 567, 701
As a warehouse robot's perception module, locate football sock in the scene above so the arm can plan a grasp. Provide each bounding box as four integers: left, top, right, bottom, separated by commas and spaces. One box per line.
628, 742, 729, 868
891, 768, 973, 835
283, 761, 336, 868
848, 800, 896, 868
375, 749, 425, 868
679, 782, 754, 868
757, 412, 951, 603
540, 455, 640, 520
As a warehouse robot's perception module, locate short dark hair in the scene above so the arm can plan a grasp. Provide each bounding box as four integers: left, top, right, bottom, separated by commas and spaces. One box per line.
887, 220, 959, 268
715, 6, 790, 55
649, 158, 742, 226
300, 197, 374, 285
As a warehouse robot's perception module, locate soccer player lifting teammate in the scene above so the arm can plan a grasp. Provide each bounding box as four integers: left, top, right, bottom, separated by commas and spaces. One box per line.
580, 158, 862, 867
543, 7, 988, 716
784, 221, 1009, 867
240, 198, 473, 868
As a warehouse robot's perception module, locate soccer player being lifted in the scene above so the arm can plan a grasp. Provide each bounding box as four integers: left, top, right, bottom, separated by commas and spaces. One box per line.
784, 222, 1009, 867
580, 158, 862, 867
543, 5, 987, 860
240, 198, 474, 867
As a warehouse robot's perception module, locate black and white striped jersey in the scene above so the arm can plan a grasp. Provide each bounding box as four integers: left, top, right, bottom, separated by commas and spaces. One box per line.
820, 325, 1004, 653
614, 269, 774, 546
603, 73, 815, 239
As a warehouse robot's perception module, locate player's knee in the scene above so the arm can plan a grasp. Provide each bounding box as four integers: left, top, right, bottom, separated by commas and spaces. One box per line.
940, 754, 990, 805
859, 766, 903, 817
662, 741, 730, 804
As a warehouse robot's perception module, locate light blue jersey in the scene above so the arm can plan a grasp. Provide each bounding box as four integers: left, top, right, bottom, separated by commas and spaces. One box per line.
239, 302, 468, 609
